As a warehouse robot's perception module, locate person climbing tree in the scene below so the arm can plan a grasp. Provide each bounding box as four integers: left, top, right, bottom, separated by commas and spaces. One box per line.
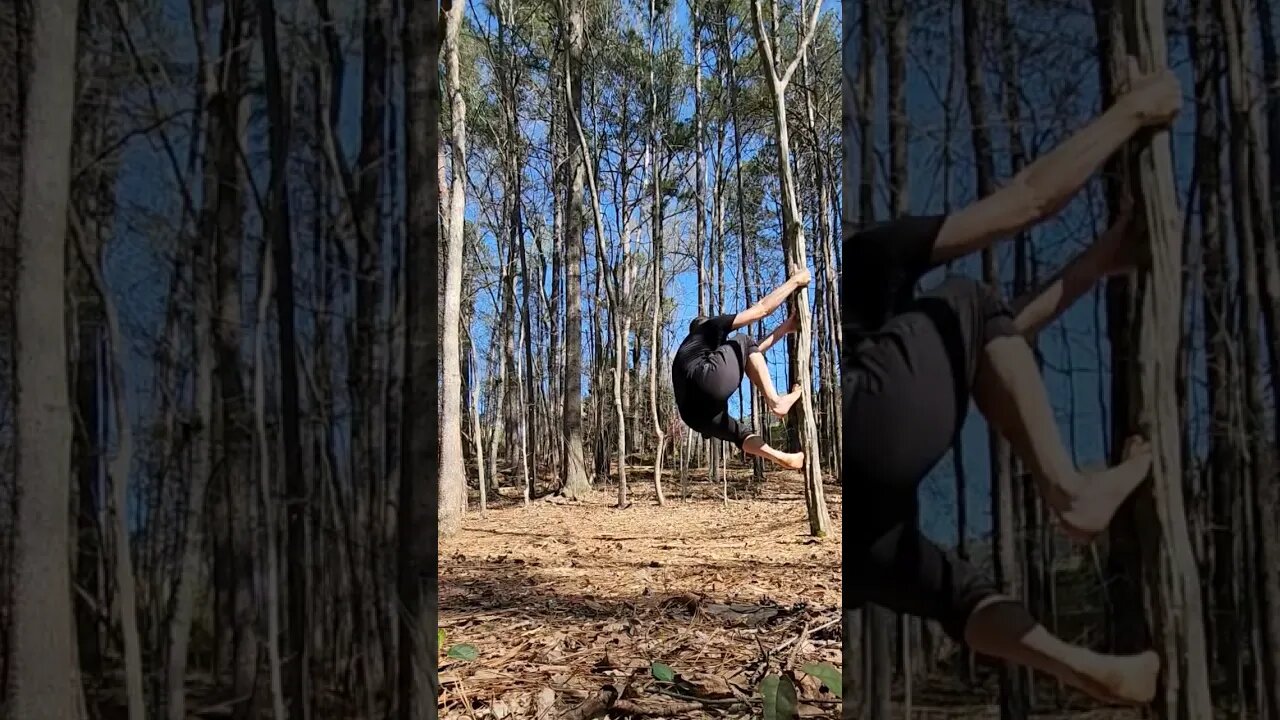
672, 269, 812, 470
843, 66, 1182, 705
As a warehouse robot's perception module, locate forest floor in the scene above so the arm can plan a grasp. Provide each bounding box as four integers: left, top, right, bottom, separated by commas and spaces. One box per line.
437, 464, 1147, 720
438, 464, 841, 719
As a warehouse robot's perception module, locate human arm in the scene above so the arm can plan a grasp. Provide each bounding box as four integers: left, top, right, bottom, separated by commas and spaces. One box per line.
729, 269, 811, 330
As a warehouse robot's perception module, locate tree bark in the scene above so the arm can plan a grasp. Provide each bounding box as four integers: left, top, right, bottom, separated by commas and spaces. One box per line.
648, 0, 666, 505
9, 0, 85, 716
560, 0, 591, 499
258, 0, 311, 715
749, 0, 830, 537
440, 0, 468, 532
400, 0, 441, 713
1109, 3, 1215, 716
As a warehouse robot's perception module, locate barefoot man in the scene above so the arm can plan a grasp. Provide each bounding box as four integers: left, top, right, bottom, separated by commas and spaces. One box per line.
671, 269, 811, 470
843, 66, 1182, 705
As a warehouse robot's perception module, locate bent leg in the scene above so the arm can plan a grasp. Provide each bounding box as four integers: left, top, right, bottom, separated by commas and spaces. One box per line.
850, 495, 1006, 644
743, 349, 802, 417
965, 597, 1160, 705
971, 335, 1153, 540
696, 408, 804, 470
742, 434, 803, 470
850, 499, 1159, 706
1012, 215, 1140, 339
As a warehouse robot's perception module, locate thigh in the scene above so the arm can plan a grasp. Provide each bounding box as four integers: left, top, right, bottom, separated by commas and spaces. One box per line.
694, 343, 746, 402
844, 311, 962, 492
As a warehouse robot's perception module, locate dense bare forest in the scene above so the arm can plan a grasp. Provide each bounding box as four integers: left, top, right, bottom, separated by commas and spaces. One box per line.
435, 0, 844, 716
434, 0, 843, 527
844, 0, 1280, 718
2, 0, 441, 717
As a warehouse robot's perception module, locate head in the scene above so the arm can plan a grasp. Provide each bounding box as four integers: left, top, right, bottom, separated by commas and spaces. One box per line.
688, 316, 710, 334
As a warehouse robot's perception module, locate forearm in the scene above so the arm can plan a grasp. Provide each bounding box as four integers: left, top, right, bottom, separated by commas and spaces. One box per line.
757, 322, 788, 353
1012, 241, 1110, 338
737, 279, 798, 328
932, 101, 1144, 265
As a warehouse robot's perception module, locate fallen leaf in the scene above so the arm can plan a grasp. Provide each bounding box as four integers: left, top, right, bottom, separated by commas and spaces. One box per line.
535, 687, 556, 718
685, 673, 734, 698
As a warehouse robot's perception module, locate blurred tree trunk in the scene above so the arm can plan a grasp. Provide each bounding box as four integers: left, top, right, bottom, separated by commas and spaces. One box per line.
399, 0, 441, 713
1191, 0, 1240, 694
719, 5, 764, 484
9, 0, 85, 717
0, 0, 24, 697
962, 0, 1028, 713
258, 0, 311, 714
1222, 0, 1280, 710
854, 1, 892, 713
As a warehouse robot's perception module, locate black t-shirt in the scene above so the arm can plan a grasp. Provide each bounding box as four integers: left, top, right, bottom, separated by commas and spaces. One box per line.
842, 214, 947, 347
671, 313, 736, 393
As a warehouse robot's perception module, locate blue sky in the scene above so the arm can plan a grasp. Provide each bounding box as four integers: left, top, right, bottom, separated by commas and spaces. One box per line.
101, 0, 1243, 547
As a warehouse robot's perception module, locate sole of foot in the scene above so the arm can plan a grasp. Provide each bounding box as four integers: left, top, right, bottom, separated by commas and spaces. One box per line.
1075, 650, 1160, 706
771, 386, 803, 418
1059, 437, 1152, 543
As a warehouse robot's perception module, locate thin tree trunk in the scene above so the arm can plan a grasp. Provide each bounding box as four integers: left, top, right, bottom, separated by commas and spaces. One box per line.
440, 0, 468, 531
257, 1, 311, 715
252, 243, 288, 720
748, 0, 829, 537
1110, 3, 1215, 716
648, 0, 666, 505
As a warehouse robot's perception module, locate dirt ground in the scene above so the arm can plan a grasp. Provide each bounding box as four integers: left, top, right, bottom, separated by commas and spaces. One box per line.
437, 466, 1146, 720
438, 466, 840, 719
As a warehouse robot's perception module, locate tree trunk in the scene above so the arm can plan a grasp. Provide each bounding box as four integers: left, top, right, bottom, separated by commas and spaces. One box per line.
400, 0, 441, 714
258, 1, 311, 714
1224, 0, 1280, 704
9, 0, 85, 716
962, 0, 1028, 713
749, 0, 829, 537
560, 0, 591, 499
0, 0, 25, 698
648, 0, 666, 505
440, 0, 468, 532
853, 2, 892, 713
1110, 3, 1215, 716
1191, 0, 1236, 693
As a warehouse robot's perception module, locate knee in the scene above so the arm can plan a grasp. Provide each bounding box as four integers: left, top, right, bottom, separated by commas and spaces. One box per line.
936, 276, 999, 311
732, 333, 761, 357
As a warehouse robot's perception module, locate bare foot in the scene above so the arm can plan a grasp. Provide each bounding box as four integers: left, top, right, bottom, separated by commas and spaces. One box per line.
1058, 437, 1153, 543
775, 451, 804, 470
771, 386, 803, 418
1070, 650, 1160, 706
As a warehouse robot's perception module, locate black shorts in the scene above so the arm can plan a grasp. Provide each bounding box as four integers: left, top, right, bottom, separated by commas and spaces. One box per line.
676, 333, 760, 448
685, 407, 755, 448
844, 276, 1023, 642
